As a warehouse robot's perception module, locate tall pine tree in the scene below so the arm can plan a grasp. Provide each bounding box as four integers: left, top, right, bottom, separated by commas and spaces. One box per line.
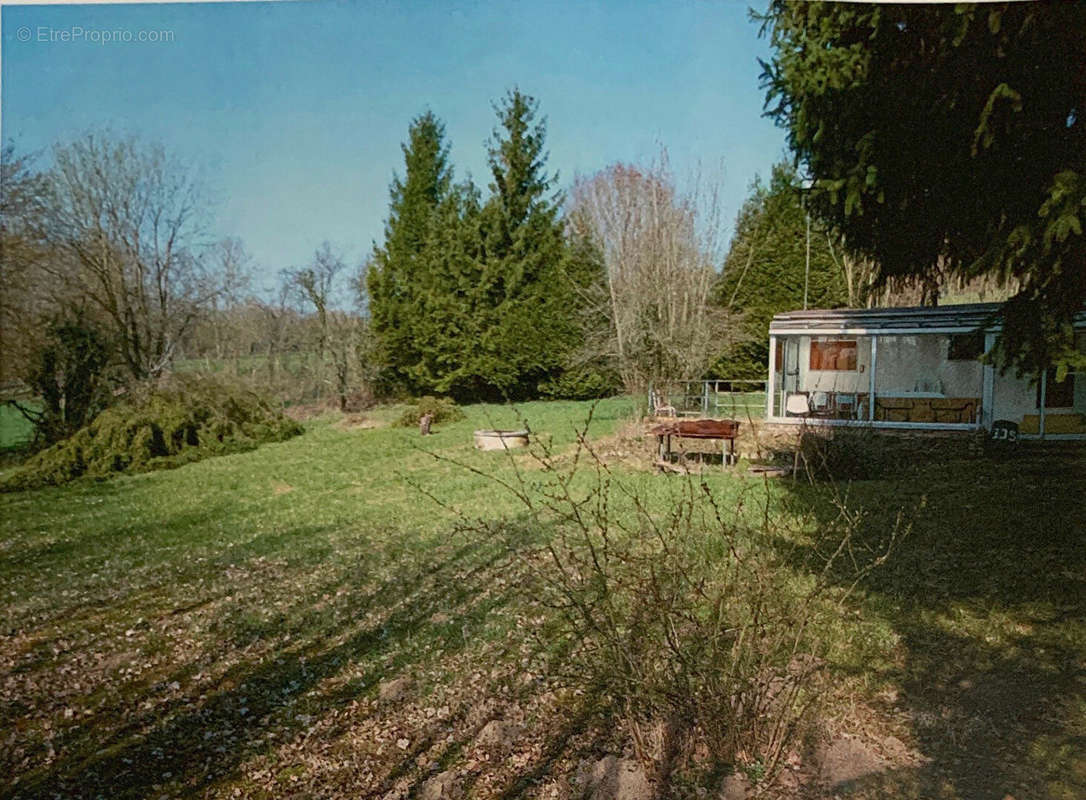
367, 111, 451, 394
368, 95, 609, 401
471, 89, 591, 400
759, 1, 1085, 373
408, 180, 489, 398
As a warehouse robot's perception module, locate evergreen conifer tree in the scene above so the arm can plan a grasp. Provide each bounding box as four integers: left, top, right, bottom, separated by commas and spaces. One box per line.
367, 111, 452, 393
470, 89, 590, 399
408, 180, 489, 398
713, 163, 849, 378
759, 1, 1085, 372
368, 95, 609, 401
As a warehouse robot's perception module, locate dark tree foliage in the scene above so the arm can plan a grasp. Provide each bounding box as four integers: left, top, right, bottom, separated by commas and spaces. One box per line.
368, 93, 606, 402
469, 89, 597, 400
712, 163, 849, 379
367, 111, 452, 394
19, 317, 112, 445
407, 180, 489, 398
759, 1, 1086, 374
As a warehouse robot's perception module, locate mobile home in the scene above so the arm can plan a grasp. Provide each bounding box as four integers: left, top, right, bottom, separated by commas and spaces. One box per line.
766, 303, 1086, 439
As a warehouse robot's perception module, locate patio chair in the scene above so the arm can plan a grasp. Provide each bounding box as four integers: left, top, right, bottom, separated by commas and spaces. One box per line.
785, 392, 811, 417
651, 389, 677, 418
784, 392, 812, 481
835, 393, 857, 419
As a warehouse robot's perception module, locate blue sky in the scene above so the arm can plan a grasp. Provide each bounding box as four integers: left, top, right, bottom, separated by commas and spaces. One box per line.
2, 0, 787, 291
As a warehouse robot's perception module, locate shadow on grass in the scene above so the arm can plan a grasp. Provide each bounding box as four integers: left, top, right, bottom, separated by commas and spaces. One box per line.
779, 445, 1086, 798
4, 513, 525, 800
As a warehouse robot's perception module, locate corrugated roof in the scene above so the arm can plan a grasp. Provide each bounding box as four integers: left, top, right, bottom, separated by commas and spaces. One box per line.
769, 302, 1086, 335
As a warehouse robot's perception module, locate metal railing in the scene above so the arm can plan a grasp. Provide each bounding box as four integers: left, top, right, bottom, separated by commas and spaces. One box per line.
648, 379, 767, 420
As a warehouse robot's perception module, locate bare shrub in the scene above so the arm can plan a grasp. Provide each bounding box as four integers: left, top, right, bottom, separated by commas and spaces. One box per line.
796, 427, 898, 481
792, 427, 987, 482
395, 396, 464, 428
425, 407, 905, 789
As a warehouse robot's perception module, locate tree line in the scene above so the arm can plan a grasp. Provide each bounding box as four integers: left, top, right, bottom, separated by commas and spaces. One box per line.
9, 0, 1078, 449
0, 92, 940, 449
364, 91, 880, 398
0, 134, 372, 443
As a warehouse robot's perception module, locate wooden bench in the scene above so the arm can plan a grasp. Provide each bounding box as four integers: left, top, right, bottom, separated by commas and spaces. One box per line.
874, 396, 979, 424
649, 419, 741, 470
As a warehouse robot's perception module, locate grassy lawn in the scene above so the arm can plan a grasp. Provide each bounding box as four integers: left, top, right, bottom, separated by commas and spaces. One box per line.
0, 403, 36, 451
172, 354, 306, 375
1, 397, 1083, 798
711, 390, 765, 421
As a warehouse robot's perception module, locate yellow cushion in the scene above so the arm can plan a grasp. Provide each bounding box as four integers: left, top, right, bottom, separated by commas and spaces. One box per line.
1020, 414, 1086, 434
1043, 414, 1086, 434
910, 406, 936, 423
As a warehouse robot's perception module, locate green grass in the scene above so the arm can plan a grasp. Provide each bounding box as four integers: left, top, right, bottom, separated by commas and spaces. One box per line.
0, 403, 36, 450
0, 396, 1082, 799
711, 389, 766, 420
173, 354, 308, 375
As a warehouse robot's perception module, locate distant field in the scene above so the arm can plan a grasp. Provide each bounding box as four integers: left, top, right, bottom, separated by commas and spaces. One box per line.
1, 396, 1082, 798
173, 353, 312, 375
0, 402, 35, 450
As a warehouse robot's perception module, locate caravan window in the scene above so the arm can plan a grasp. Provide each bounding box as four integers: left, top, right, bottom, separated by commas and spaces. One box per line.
809, 339, 857, 371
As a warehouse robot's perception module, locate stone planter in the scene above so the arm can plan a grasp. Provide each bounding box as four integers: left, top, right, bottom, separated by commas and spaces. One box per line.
473, 429, 530, 451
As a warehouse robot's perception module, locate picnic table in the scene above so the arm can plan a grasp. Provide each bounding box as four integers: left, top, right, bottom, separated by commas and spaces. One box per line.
649, 419, 741, 470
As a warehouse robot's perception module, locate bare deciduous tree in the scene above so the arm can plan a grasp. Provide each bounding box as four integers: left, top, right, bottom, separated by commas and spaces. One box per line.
1, 144, 52, 388
40, 133, 219, 381
283, 241, 345, 359
824, 231, 878, 308
199, 237, 254, 367
252, 284, 302, 387
569, 149, 738, 394
283, 242, 367, 410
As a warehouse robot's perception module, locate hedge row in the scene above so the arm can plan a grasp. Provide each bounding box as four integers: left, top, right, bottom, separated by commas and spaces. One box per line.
2, 377, 303, 491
